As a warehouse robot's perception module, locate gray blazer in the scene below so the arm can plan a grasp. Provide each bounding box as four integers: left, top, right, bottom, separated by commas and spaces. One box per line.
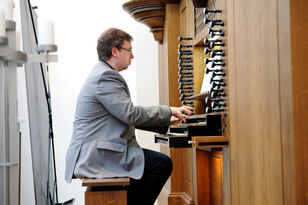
65, 61, 171, 183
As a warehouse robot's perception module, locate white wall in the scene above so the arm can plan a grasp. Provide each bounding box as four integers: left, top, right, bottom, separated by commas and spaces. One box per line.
135, 23, 160, 152
16, 0, 159, 204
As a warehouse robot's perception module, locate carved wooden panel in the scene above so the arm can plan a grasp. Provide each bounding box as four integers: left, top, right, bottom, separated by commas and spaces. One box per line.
123, 0, 165, 43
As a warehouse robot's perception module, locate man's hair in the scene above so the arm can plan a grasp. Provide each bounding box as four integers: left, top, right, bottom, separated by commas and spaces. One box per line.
97, 28, 133, 61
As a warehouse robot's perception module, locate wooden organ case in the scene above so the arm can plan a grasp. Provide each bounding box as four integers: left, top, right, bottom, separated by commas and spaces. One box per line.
123, 0, 308, 205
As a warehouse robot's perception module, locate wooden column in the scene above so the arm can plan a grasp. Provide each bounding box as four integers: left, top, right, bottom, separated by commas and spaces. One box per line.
290, 0, 308, 204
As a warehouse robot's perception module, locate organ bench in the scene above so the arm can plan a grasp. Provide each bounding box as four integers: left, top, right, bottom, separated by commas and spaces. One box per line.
82, 177, 130, 205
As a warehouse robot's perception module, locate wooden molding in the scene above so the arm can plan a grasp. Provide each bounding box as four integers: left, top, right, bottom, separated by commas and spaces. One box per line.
123, 0, 167, 43
82, 178, 130, 187
168, 192, 194, 205
162, 0, 180, 3
191, 0, 208, 8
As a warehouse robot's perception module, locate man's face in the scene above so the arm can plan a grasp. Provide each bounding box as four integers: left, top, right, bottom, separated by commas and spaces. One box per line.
118, 40, 134, 71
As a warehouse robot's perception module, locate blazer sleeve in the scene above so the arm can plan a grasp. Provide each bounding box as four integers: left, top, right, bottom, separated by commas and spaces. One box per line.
95, 70, 171, 130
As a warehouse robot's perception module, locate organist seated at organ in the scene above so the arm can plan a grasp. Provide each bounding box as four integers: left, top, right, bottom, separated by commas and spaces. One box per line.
64, 27, 193, 205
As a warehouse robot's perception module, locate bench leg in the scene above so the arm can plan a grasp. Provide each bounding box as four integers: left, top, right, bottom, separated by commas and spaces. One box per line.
85, 190, 127, 205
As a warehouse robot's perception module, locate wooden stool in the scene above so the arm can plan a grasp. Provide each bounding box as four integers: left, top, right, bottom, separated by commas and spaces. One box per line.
82, 177, 130, 205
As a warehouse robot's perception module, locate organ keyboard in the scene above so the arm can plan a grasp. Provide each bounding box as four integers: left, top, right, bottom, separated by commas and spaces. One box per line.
155, 114, 228, 148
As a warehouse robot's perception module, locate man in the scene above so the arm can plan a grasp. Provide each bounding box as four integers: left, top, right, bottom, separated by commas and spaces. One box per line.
65, 28, 193, 204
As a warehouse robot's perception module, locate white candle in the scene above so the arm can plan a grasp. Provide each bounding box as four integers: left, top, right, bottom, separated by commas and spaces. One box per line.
16, 26, 20, 50
0, 0, 15, 21
38, 19, 55, 45
0, 6, 6, 37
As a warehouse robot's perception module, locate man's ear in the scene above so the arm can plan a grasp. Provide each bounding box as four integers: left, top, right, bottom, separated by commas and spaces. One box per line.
111, 47, 119, 58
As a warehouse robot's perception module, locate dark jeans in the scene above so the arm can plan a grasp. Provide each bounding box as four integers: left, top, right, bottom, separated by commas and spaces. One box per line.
127, 148, 173, 205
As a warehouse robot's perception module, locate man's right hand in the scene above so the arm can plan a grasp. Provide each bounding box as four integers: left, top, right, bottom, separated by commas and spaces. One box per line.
170, 106, 194, 123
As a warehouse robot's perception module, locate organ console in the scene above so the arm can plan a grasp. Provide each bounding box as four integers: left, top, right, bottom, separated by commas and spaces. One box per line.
203, 38, 222, 44
205, 96, 223, 104
205, 107, 225, 114
210, 50, 225, 58
155, 114, 224, 147
210, 61, 225, 68
210, 77, 224, 83
179, 36, 193, 41
210, 20, 224, 27
178, 50, 193, 56
123, 0, 308, 204
211, 101, 227, 108
209, 31, 224, 38
179, 59, 193, 64
203, 8, 222, 15
204, 58, 223, 64
178, 57, 193, 61
209, 71, 226, 78
178, 37, 194, 108
206, 67, 224, 74
210, 87, 225, 93
179, 76, 194, 81
179, 72, 193, 77
179, 63, 192, 67
209, 41, 225, 48
204, 18, 224, 27
211, 81, 226, 88
179, 44, 193, 49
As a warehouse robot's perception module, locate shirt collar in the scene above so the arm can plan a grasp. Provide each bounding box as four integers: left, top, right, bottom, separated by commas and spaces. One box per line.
101, 60, 115, 70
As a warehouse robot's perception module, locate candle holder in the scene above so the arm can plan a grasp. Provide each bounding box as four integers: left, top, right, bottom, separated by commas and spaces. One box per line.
0, 36, 8, 45
37, 44, 58, 53
6, 51, 27, 67
35, 43, 59, 205
0, 14, 61, 204
0, 17, 27, 205
26, 45, 58, 64
5, 50, 27, 62
6, 20, 15, 30
0, 20, 28, 66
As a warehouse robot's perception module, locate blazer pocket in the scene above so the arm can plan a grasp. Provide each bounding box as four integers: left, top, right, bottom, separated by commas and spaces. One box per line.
96, 141, 125, 152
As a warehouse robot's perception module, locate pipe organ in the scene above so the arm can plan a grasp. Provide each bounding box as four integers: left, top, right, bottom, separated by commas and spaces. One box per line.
123, 0, 308, 204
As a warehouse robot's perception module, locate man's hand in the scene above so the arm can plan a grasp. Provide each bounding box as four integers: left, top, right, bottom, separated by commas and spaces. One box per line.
170, 116, 179, 124
170, 106, 194, 123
